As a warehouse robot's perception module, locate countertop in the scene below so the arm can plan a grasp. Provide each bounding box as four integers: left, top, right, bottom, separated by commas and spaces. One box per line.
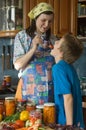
0, 88, 86, 100
0, 87, 16, 99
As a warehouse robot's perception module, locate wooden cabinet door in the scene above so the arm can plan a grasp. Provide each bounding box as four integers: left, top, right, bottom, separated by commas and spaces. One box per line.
57, 0, 77, 37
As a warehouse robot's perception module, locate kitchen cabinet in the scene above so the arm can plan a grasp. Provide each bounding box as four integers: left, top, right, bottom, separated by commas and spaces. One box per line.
0, 0, 77, 38
0, 0, 29, 37
77, 0, 86, 41
53, 0, 77, 37
26, 0, 77, 37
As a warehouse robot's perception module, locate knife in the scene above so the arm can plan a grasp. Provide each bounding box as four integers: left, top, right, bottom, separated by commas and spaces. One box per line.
2, 45, 5, 72
6, 45, 11, 69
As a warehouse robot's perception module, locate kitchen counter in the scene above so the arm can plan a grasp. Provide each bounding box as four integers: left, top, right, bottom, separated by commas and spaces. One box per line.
0, 88, 86, 100
0, 87, 16, 100
0, 94, 15, 99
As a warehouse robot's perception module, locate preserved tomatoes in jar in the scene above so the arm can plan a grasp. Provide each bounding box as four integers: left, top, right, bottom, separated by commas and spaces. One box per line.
5, 97, 16, 116
0, 101, 5, 116
26, 102, 36, 112
43, 102, 56, 125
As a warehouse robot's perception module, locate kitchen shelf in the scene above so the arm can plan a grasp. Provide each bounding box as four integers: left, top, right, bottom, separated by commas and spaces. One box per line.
78, 0, 86, 2
0, 30, 20, 38
78, 15, 86, 18
77, 36, 86, 41
77, 0, 86, 37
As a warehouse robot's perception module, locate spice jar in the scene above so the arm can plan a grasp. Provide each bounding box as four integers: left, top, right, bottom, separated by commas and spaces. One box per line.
5, 97, 16, 116
26, 102, 36, 112
43, 102, 56, 125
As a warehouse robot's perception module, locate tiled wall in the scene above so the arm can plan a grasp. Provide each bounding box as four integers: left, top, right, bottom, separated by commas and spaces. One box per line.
0, 37, 18, 87
0, 38, 86, 87
73, 42, 86, 79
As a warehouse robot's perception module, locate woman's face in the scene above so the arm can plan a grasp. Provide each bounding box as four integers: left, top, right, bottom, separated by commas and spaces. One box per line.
36, 13, 53, 34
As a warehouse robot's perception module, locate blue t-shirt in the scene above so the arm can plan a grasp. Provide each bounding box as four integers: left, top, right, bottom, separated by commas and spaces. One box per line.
52, 60, 84, 128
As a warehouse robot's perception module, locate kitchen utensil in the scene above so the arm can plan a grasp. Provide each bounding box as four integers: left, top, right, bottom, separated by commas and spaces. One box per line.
6, 45, 11, 69
2, 45, 5, 72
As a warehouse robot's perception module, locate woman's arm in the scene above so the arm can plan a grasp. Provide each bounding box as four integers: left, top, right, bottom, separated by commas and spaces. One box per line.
63, 94, 73, 125
14, 35, 43, 70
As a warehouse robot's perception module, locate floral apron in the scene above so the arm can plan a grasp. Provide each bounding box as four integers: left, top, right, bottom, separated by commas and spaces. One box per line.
21, 39, 55, 105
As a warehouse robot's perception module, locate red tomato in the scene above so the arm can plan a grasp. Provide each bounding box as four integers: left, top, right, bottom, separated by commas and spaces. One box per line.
15, 119, 25, 128
11, 123, 19, 129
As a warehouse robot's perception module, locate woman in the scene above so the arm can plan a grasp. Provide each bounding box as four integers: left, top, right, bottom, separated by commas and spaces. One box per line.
13, 2, 57, 105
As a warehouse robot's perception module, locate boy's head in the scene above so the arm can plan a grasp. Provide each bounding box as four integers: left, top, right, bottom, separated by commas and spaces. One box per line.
51, 33, 84, 64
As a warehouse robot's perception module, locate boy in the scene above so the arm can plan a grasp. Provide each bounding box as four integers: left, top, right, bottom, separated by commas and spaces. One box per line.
50, 33, 85, 129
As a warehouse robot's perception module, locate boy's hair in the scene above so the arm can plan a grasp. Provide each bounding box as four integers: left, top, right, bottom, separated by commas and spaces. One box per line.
60, 33, 84, 64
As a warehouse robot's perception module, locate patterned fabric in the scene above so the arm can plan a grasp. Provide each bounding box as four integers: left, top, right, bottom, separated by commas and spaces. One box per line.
22, 56, 54, 105
14, 30, 56, 105
28, 2, 54, 19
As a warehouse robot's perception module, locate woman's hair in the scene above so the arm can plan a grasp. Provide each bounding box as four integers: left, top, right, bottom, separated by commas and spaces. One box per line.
26, 11, 53, 40
60, 33, 84, 64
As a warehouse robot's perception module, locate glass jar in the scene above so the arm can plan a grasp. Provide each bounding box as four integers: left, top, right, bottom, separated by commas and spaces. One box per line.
4, 75, 11, 87
43, 102, 56, 125
36, 105, 44, 114
29, 110, 42, 126
5, 97, 16, 116
16, 99, 26, 112
26, 102, 36, 113
0, 101, 5, 116
36, 105, 44, 123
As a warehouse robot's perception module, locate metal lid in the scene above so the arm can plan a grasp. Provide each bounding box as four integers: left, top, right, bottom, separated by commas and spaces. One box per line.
5, 97, 15, 100
44, 102, 55, 107
36, 105, 44, 109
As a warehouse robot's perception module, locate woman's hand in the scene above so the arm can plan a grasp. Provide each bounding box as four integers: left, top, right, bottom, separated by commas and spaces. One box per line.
32, 35, 43, 49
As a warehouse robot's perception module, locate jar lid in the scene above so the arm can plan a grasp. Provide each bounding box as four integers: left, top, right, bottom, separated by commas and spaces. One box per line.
17, 99, 26, 102
5, 97, 15, 100
44, 102, 55, 107
4, 75, 11, 78
36, 105, 44, 109
27, 102, 36, 106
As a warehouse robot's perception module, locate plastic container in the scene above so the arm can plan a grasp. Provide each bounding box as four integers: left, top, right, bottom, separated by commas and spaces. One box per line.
5, 97, 16, 116
43, 102, 56, 125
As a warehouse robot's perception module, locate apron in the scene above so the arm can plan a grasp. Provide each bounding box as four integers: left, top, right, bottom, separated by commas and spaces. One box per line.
17, 34, 55, 105
22, 54, 55, 105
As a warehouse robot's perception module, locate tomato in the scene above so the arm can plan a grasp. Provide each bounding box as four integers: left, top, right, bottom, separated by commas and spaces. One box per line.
20, 110, 29, 121
11, 123, 19, 129
15, 119, 25, 128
